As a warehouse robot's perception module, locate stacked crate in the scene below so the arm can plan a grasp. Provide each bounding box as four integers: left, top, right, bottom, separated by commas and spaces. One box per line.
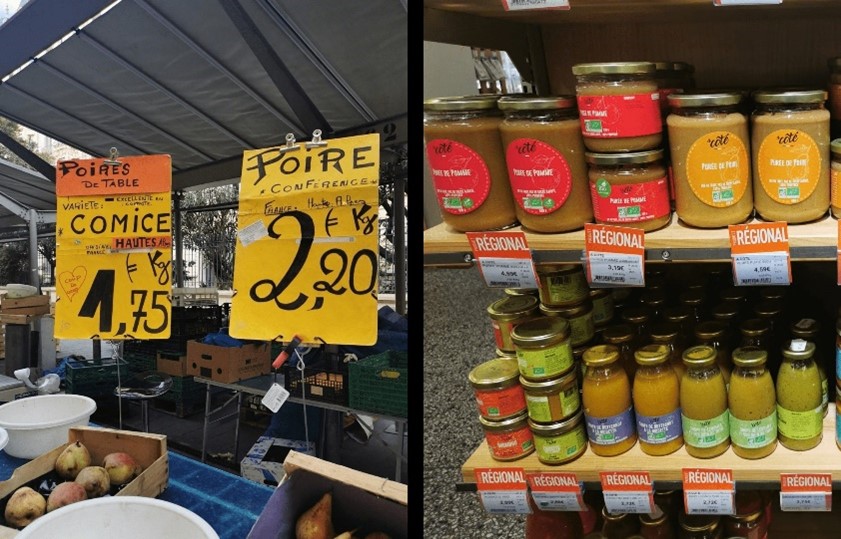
65, 357, 129, 398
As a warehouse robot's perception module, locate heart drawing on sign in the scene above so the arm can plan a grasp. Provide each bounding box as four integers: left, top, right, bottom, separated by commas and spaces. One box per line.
59, 266, 87, 301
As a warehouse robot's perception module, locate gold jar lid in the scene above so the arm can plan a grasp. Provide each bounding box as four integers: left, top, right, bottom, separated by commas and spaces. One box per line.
640, 512, 669, 526
729, 510, 763, 523
740, 318, 771, 337
791, 318, 820, 339
423, 95, 500, 111
679, 289, 705, 306
720, 286, 747, 302
781, 339, 816, 360
590, 288, 611, 301
520, 369, 578, 392
640, 290, 667, 308
711, 301, 741, 321
621, 306, 652, 325
601, 506, 629, 520
478, 410, 529, 431
679, 513, 720, 532
496, 348, 517, 359
511, 317, 571, 348
469, 358, 522, 388
732, 346, 768, 367
649, 322, 680, 342
585, 149, 664, 166
662, 306, 692, 323
498, 95, 576, 111
695, 320, 726, 340
635, 344, 670, 365
535, 263, 582, 276
583, 344, 620, 367
487, 295, 539, 321
753, 88, 827, 104
540, 299, 593, 318
759, 287, 786, 301
682, 345, 717, 366
505, 288, 538, 297
602, 324, 635, 344
831, 138, 841, 158
668, 92, 742, 108
754, 298, 783, 318
528, 409, 584, 436
572, 61, 656, 76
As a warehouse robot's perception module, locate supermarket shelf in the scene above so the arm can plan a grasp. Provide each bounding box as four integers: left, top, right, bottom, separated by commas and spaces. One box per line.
459, 408, 841, 492
424, 215, 840, 267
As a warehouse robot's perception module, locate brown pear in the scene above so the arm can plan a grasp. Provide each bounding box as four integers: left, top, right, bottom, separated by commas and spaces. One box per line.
102, 452, 142, 485
46, 481, 87, 512
74, 466, 111, 498
54, 441, 92, 480
296, 492, 334, 539
333, 530, 357, 539
4, 486, 46, 528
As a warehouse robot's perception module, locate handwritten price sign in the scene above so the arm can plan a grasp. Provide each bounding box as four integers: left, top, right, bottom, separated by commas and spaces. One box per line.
230, 134, 380, 345
55, 155, 172, 340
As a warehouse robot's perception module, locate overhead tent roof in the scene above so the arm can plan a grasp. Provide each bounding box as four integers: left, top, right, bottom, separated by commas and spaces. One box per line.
0, 158, 54, 231
0, 0, 407, 192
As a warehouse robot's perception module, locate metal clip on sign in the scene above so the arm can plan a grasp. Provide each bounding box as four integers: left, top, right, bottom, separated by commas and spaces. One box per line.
305, 129, 328, 149
103, 146, 121, 165
279, 133, 300, 153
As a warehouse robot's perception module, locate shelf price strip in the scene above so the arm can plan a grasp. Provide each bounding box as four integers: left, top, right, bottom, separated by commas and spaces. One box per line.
779, 473, 832, 512
526, 472, 585, 511
599, 471, 654, 514
501, 0, 570, 11
714, 0, 781, 5
475, 467, 531, 514
836, 220, 841, 286
584, 224, 645, 288
728, 222, 791, 287
466, 231, 539, 289
682, 468, 735, 515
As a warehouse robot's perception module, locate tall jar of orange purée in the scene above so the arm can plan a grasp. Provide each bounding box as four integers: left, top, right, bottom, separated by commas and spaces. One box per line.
582, 345, 637, 456
423, 96, 517, 232
632, 344, 683, 456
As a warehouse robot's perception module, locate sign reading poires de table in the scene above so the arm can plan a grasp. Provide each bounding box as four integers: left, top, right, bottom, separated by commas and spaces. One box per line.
584, 224, 645, 287
728, 221, 791, 286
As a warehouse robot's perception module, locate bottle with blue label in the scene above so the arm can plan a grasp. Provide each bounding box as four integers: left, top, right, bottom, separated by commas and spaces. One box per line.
582, 344, 637, 457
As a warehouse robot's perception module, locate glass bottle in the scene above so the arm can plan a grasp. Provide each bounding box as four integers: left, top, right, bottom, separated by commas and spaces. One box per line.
582, 345, 637, 456
602, 324, 638, 382
728, 347, 777, 459
678, 513, 722, 539
662, 306, 694, 354
694, 320, 731, 388
640, 289, 668, 320
650, 322, 685, 384
602, 507, 640, 539
776, 339, 823, 450
679, 289, 706, 323
711, 301, 742, 350
640, 511, 676, 539
790, 318, 828, 416
753, 298, 785, 376
621, 306, 654, 348
633, 344, 683, 455
680, 345, 730, 458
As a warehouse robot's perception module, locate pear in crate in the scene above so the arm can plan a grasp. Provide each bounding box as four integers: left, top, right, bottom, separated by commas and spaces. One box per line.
296, 491, 334, 539
46, 481, 87, 512
75, 466, 111, 498
54, 441, 91, 480
4, 486, 46, 528
102, 451, 142, 485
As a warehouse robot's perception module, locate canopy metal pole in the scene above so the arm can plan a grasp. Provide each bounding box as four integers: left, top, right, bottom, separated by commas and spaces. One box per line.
173, 191, 184, 288
394, 177, 406, 316
27, 208, 39, 292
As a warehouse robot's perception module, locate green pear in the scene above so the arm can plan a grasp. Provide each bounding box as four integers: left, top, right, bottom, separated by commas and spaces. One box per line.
54, 441, 92, 480
4, 486, 46, 528
74, 466, 111, 498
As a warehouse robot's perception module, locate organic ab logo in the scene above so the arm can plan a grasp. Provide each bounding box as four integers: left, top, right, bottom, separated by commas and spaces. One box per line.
596, 178, 611, 198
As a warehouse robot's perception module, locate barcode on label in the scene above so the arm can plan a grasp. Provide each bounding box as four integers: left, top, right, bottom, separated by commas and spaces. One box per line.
740, 278, 772, 284
595, 276, 625, 283
489, 281, 519, 287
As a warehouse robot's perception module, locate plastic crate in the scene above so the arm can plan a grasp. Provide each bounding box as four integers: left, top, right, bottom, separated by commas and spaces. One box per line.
348, 351, 407, 417
65, 357, 129, 397
282, 358, 348, 406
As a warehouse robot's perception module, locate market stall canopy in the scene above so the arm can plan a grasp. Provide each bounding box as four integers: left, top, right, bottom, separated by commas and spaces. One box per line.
0, 158, 54, 231
0, 0, 407, 191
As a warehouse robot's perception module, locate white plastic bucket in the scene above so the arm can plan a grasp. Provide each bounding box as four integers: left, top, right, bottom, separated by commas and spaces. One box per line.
0, 394, 96, 458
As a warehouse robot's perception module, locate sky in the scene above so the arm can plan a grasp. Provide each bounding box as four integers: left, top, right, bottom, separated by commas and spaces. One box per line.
0, 0, 20, 24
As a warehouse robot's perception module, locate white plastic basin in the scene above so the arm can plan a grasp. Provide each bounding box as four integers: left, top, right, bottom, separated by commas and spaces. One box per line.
0, 394, 96, 458
16, 496, 219, 539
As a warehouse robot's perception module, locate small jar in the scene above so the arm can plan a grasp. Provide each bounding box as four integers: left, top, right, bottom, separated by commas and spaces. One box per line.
572, 62, 662, 152
536, 263, 589, 307
667, 92, 753, 228
602, 508, 640, 539
640, 289, 668, 320
469, 358, 527, 421
831, 138, 841, 217
521, 369, 580, 423
678, 513, 721, 539
590, 288, 615, 327
423, 96, 517, 231
541, 299, 596, 347
751, 89, 830, 223
724, 491, 767, 539
603, 323, 638, 381
720, 286, 748, 304
512, 317, 575, 381
529, 409, 588, 465
498, 96, 593, 232
585, 150, 671, 232
479, 411, 535, 461
487, 295, 540, 354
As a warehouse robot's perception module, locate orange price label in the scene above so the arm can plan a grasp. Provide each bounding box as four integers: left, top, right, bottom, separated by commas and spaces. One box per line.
527, 472, 584, 511
475, 468, 530, 514
780, 473, 832, 511
466, 231, 538, 289
728, 222, 791, 286
56, 154, 171, 196
682, 468, 734, 515
600, 472, 654, 514
584, 224, 645, 287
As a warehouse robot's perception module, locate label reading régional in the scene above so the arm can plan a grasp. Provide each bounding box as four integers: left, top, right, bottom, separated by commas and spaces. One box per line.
685, 130, 749, 207
506, 138, 572, 215
757, 129, 822, 204
426, 138, 491, 214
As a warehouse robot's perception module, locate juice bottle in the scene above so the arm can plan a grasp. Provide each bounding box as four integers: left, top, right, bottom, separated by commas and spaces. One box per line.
680, 345, 730, 458
582, 345, 637, 456
776, 339, 823, 451
728, 346, 777, 459
633, 344, 683, 456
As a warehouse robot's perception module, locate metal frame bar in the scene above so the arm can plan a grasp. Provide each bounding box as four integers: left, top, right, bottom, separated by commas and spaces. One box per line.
0, 129, 54, 180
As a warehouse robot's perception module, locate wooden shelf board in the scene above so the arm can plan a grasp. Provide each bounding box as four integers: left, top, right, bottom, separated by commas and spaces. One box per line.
462, 408, 841, 486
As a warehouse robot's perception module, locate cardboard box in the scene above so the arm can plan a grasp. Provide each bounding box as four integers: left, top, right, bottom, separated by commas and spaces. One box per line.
247, 451, 407, 539
0, 426, 168, 532
240, 436, 316, 486
156, 350, 189, 377
187, 340, 270, 383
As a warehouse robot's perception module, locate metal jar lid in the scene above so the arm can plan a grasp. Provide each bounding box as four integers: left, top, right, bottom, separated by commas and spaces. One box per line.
572, 61, 656, 76
740, 318, 771, 337
720, 286, 747, 302
423, 95, 500, 111
832, 138, 841, 158
621, 306, 652, 325
497, 95, 576, 111
679, 513, 720, 532
754, 298, 783, 318
640, 512, 670, 526
590, 288, 610, 301
667, 92, 742, 108
528, 409, 584, 436
540, 299, 593, 319
582, 344, 620, 367
781, 339, 816, 360
469, 358, 522, 389
520, 369, 578, 393
759, 287, 786, 301
682, 345, 717, 367
711, 301, 741, 321
695, 320, 726, 340
487, 295, 540, 321
640, 289, 667, 308
505, 288, 539, 297
791, 318, 820, 340
511, 317, 571, 348
680, 289, 705, 306
649, 322, 680, 342
662, 306, 692, 323
602, 324, 635, 344
536, 263, 583, 276
732, 346, 768, 368
634, 344, 670, 366
753, 89, 827, 104
479, 410, 529, 431
585, 149, 664, 166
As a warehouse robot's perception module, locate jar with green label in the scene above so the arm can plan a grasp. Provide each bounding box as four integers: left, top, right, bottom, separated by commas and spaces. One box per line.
790, 318, 829, 416
487, 295, 540, 354
541, 299, 596, 347
512, 317, 574, 381
680, 345, 730, 458
536, 263, 589, 307
521, 369, 580, 424
728, 347, 777, 459
776, 339, 823, 451
529, 409, 588, 465
590, 288, 615, 327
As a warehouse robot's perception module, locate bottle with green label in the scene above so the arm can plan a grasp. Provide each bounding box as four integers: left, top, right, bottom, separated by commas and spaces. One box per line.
776, 339, 823, 451
680, 345, 730, 458
728, 347, 777, 459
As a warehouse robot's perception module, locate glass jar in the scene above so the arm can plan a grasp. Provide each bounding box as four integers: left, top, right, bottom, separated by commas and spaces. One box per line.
521, 369, 580, 423
505, 287, 539, 297
828, 57, 841, 138
751, 89, 830, 223
678, 513, 721, 539
541, 299, 596, 347
728, 347, 778, 459
585, 150, 671, 232
680, 345, 730, 458
486, 295, 540, 354
582, 345, 637, 456
498, 96, 593, 232
640, 511, 676, 539
724, 491, 767, 539
650, 322, 685, 385
602, 324, 638, 382
572, 62, 662, 152
469, 358, 527, 420
536, 263, 589, 307
667, 92, 753, 228
479, 411, 535, 461
526, 492, 584, 539
621, 305, 654, 346
602, 507, 640, 539
590, 288, 615, 327
640, 289, 668, 320
776, 339, 823, 450
790, 318, 828, 415
694, 320, 732, 388
529, 409, 588, 465
512, 317, 575, 381
423, 96, 517, 231
832, 138, 841, 217
633, 344, 683, 455
680, 289, 706, 323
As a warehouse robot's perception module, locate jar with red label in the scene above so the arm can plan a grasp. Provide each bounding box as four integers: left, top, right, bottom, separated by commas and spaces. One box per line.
498, 96, 593, 233
572, 62, 662, 152
487, 295, 540, 354
469, 358, 527, 421
585, 150, 672, 232
479, 410, 535, 461
423, 96, 517, 232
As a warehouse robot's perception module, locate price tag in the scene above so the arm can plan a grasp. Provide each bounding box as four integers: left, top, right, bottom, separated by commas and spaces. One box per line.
526, 472, 584, 511
780, 473, 832, 512
475, 467, 531, 514
502, 0, 570, 11
682, 468, 735, 515
584, 224, 645, 287
600, 472, 654, 514
261, 382, 290, 413
836, 220, 841, 286
714, 0, 781, 5
466, 231, 538, 289
728, 222, 791, 286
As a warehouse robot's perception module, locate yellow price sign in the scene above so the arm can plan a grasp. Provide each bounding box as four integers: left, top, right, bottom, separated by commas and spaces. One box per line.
230, 133, 380, 345
55, 155, 172, 340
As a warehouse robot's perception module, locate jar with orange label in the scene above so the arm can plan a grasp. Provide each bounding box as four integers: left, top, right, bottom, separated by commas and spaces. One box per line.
572, 62, 662, 152
423, 96, 517, 232
667, 92, 753, 228
585, 150, 672, 232
751, 89, 830, 223
498, 96, 593, 232
831, 138, 841, 218
486, 295, 540, 354
479, 411, 535, 461
469, 358, 527, 421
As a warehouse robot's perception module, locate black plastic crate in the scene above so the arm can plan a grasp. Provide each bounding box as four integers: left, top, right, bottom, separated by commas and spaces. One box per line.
281, 357, 348, 406
65, 357, 128, 398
